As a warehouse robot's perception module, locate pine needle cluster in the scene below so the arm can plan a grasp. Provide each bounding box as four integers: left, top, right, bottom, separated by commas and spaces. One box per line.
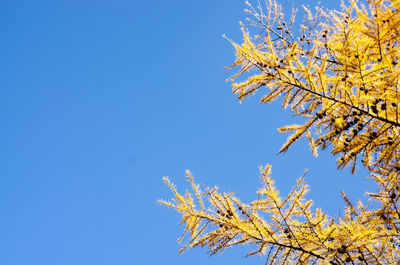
160, 0, 400, 263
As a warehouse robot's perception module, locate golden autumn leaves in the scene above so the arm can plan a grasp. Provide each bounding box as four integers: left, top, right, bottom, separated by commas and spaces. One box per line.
161, 0, 400, 264
228, 0, 400, 174
160, 164, 400, 263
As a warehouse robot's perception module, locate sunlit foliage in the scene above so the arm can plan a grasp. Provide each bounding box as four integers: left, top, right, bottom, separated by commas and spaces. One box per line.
160, 0, 400, 263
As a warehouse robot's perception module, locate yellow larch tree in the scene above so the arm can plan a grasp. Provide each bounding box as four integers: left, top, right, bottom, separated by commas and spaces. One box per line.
159, 0, 400, 264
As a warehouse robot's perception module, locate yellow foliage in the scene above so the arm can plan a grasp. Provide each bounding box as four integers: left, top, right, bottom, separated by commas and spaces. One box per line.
161, 0, 400, 264
228, 0, 400, 171
160, 165, 400, 263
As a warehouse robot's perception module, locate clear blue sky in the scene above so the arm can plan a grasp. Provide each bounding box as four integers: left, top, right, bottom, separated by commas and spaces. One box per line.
0, 1, 376, 265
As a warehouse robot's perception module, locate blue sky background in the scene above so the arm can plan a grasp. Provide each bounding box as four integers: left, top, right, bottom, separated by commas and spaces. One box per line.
0, 1, 377, 265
